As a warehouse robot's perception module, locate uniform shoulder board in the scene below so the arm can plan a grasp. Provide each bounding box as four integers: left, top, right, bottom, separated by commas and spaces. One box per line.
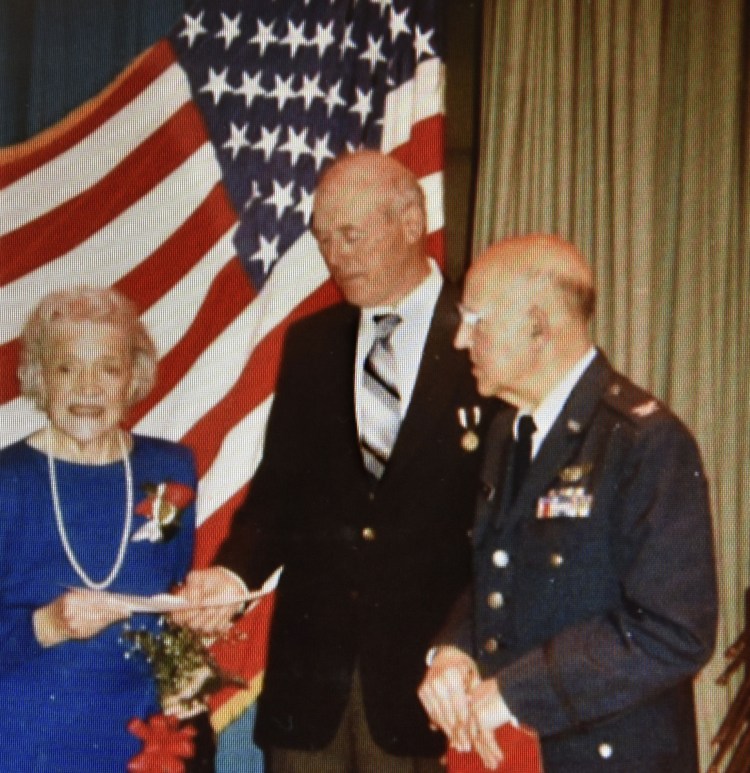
603, 378, 662, 423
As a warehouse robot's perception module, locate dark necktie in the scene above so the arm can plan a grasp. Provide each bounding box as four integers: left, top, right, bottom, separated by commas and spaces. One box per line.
510, 414, 536, 502
359, 313, 402, 479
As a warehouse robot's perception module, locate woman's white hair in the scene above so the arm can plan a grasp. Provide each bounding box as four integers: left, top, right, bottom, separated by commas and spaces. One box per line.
18, 286, 158, 410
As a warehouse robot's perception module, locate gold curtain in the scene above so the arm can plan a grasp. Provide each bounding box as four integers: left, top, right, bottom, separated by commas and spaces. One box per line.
472, 1, 749, 768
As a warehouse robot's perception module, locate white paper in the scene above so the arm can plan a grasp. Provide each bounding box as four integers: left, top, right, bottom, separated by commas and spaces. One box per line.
90, 565, 284, 614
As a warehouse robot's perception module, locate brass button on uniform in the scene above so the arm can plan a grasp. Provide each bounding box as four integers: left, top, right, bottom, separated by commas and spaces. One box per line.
368, 491, 376, 502
362, 527, 376, 541
487, 592, 504, 609
483, 637, 498, 654
492, 549, 510, 568
598, 742, 614, 759
549, 552, 565, 568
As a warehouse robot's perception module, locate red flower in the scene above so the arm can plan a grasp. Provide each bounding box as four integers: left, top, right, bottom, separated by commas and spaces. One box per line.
127, 714, 196, 773
136, 482, 195, 522
133, 482, 195, 543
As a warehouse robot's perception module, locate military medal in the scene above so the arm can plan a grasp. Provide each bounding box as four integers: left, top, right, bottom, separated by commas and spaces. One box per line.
558, 462, 593, 484
458, 406, 481, 452
536, 486, 594, 519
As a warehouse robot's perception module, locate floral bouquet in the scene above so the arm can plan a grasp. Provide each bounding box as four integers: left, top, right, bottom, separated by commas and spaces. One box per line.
124, 618, 246, 772
125, 617, 246, 719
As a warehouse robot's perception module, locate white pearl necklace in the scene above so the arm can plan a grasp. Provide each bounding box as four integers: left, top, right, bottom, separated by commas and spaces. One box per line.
46, 430, 133, 590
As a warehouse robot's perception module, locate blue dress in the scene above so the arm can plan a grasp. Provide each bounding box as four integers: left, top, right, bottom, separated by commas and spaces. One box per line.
0, 435, 197, 773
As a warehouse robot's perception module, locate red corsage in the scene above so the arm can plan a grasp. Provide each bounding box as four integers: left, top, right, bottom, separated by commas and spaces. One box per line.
133, 482, 195, 543
127, 714, 196, 773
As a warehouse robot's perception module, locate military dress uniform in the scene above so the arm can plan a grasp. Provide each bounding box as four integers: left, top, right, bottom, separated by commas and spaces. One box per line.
441, 351, 717, 773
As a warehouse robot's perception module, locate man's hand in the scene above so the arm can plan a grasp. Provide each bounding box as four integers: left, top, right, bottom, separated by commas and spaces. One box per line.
418, 646, 481, 752
466, 678, 510, 770
170, 567, 247, 634
33, 589, 131, 646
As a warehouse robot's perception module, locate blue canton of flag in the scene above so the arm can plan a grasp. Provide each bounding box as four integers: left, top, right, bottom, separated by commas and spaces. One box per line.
170, 0, 443, 289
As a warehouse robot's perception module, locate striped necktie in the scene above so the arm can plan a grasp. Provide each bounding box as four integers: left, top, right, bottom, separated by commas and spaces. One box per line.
360, 313, 402, 479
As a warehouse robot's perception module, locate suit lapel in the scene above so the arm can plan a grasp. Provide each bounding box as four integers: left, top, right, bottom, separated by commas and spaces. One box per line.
380, 284, 464, 486
493, 352, 613, 533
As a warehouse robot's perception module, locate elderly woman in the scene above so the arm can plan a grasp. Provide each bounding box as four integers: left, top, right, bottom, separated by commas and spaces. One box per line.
0, 287, 207, 772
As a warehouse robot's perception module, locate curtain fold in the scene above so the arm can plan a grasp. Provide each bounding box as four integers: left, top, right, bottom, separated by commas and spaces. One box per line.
474, 1, 749, 767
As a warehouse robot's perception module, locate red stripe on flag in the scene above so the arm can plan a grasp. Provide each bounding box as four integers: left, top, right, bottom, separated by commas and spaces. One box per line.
425, 230, 444, 266
115, 183, 239, 311
185, 280, 342, 477
0, 342, 21, 405
0, 41, 177, 185
0, 184, 238, 407
390, 114, 445, 179
207, 590, 276, 708
1, 102, 209, 282
126, 259, 256, 427
194, 485, 249, 568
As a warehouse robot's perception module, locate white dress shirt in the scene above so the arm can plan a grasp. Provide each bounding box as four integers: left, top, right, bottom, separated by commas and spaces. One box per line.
514, 346, 598, 458
355, 259, 443, 436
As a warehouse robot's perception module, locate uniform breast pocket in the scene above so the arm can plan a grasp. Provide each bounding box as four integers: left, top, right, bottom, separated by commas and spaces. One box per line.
516, 517, 616, 626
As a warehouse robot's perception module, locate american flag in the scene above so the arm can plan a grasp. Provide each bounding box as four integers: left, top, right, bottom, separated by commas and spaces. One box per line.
0, 0, 444, 730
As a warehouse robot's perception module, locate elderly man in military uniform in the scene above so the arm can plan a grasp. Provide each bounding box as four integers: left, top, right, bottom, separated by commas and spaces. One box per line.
418, 235, 718, 773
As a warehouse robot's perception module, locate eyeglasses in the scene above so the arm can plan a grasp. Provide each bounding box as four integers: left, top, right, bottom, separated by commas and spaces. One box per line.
456, 303, 484, 327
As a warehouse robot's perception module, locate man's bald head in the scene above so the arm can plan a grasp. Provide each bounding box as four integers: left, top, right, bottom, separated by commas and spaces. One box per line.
311, 150, 430, 307
456, 235, 595, 408
314, 150, 426, 223
469, 235, 595, 327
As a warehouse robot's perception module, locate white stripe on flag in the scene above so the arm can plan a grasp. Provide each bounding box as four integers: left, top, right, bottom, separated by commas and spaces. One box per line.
141, 228, 238, 357
0, 143, 220, 346
0, 64, 191, 234
196, 395, 273, 526
381, 57, 444, 153
420, 171, 444, 235
135, 231, 330, 441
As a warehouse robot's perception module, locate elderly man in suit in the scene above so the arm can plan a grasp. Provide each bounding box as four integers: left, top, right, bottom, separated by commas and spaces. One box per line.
418, 235, 718, 772
177, 150, 493, 772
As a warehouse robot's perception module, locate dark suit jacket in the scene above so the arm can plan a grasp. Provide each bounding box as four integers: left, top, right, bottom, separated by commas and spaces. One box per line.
217, 283, 495, 755
441, 352, 717, 772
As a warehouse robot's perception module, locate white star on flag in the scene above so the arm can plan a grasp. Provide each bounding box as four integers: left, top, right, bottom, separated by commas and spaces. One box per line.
179, 10, 207, 47
270, 73, 297, 110
389, 7, 411, 41
325, 80, 346, 116
279, 127, 312, 166
414, 24, 436, 59
350, 87, 374, 125
224, 122, 251, 159
253, 125, 281, 161
266, 179, 296, 218
250, 19, 278, 56
299, 74, 325, 110
360, 34, 388, 72
280, 20, 308, 58
200, 66, 233, 104
295, 187, 315, 223
236, 70, 266, 107
311, 133, 335, 170
312, 21, 337, 58
249, 234, 280, 273
216, 12, 243, 49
